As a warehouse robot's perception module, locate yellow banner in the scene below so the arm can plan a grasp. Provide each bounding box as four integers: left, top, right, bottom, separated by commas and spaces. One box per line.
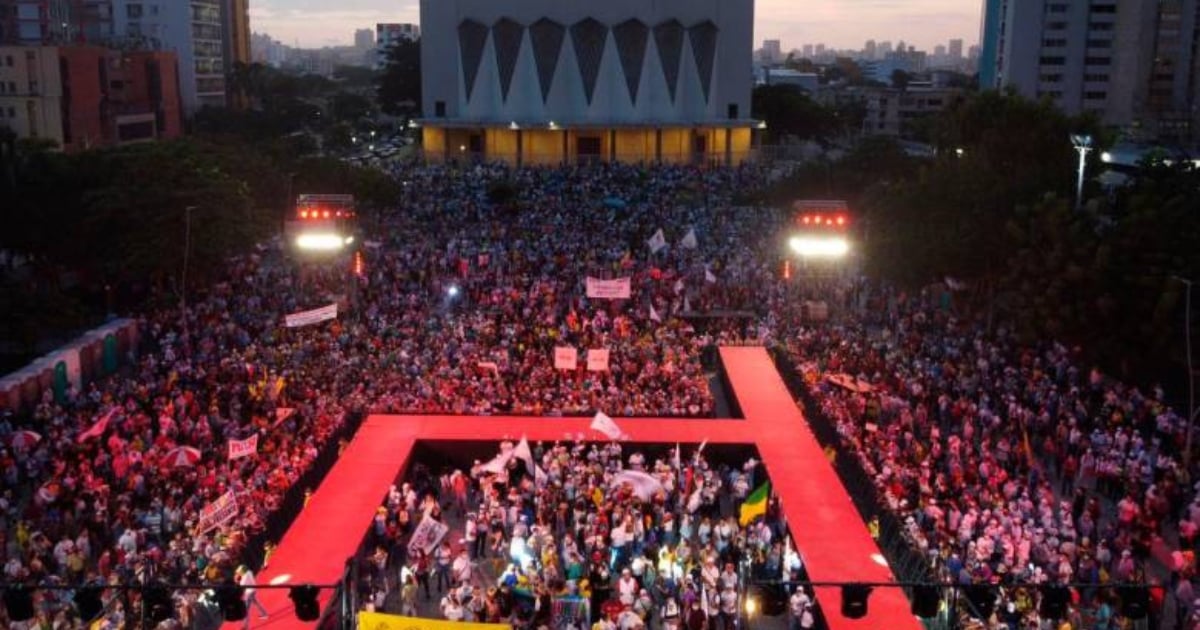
357, 611, 509, 630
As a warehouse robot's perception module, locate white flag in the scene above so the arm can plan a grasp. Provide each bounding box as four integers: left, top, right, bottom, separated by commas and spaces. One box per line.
590, 411, 623, 440
587, 348, 610, 371
705, 267, 717, 283
687, 486, 704, 513
680, 228, 698, 249
477, 448, 515, 475
513, 437, 537, 477
649, 304, 662, 323
647, 229, 667, 254
609, 470, 665, 502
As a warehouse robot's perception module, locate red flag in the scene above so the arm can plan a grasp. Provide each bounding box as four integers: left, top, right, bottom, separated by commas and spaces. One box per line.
77, 408, 116, 443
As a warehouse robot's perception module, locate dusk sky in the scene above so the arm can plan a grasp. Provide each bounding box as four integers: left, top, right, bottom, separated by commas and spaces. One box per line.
250, 0, 982, 53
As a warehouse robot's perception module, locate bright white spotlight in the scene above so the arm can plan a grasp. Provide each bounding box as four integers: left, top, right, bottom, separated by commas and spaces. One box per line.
344, 235, 355, 245
789, 236, 850, 258
1100, 151, 1112, 163
447, 285, 460, 297
296, 233, 346, 251
745, 598, 758, 615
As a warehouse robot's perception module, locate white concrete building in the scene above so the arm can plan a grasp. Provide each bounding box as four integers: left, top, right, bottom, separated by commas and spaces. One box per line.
418, 0, 757, 165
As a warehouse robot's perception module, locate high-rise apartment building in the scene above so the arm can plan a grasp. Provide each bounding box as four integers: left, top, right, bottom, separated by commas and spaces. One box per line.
375, 22, 418, 68
355, 28, 374, 50
980, 0, 1200, 137
761, 38, 781, 62
864, 39, 877, 60
0, 0, 73, 43
0, 44, 182, 150
107, 0, 226, 113
223, 0, 250, 108
948, 38, 964, 60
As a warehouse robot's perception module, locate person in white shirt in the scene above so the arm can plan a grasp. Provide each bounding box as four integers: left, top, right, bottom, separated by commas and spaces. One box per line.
236, 565, 268, 626
617, 568, 638, 605
452, 546, 473, 583
441, 592, 465, 621
790, 588, 814, 629
718, 584, 738, 629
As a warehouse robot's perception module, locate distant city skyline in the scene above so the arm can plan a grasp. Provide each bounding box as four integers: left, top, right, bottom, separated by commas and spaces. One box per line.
250, 0, 980, 52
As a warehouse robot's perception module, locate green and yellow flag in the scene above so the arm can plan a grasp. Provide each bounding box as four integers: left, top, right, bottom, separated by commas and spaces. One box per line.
739, 482, 770, 526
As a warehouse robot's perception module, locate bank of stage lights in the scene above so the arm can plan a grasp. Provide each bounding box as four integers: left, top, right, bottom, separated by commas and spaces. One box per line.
790, 213, 850, 258
293, 207, 356, 252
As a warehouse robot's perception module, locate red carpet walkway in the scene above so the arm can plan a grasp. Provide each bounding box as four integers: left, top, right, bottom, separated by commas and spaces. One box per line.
228, 346, 918, 630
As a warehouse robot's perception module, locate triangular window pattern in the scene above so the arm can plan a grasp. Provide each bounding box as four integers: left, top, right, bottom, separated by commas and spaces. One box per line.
529, 18, 565, 103
570, 18, 609, 105
458, 19, 489, 101
492, 18, 525, 102
688, 20, 718, 101
613, 19, 649, 104
653, 20, 684, 102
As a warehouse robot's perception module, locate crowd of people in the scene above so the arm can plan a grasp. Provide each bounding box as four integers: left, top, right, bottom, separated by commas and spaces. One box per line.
0, 156, 1193, 630
360, 440, 807, 630
784, 288, 1198, 629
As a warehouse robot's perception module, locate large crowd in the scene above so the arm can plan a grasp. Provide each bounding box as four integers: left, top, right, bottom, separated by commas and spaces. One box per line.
0, 157, 1194, 630
360, 441, 802, 630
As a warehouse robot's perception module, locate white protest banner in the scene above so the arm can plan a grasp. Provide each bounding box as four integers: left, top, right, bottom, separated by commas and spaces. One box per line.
590, 411, 623, 440
198, 490, 239, 533
227, 434, 259, 460
649, 304, 662, 323
408, 515, 450, 555
554, 347, 578, 370
587, 348, 610, 372
648, 229, 667, 254
284, 303, 338, 328
585, 277, 632, 300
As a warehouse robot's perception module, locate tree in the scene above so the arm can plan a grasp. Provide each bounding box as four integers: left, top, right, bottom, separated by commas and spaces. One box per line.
751, 85, 838, 144
377, 39, 422, 116
330, 91, 373, 123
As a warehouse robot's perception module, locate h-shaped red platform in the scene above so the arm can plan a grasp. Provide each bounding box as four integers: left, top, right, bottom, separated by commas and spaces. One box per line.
228, 347, 918, 629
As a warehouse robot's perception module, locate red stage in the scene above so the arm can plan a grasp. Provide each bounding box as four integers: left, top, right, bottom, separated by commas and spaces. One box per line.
227, 347, 918, 630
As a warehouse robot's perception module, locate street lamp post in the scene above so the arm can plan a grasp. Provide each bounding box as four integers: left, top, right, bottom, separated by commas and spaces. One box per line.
1175, 276, 1196, 470
181, 205, 199, 349
1071, 134, 1092, 211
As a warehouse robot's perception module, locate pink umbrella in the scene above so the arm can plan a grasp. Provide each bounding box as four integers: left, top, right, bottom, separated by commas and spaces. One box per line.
163, 446, 202, 468
9, 430, 42, 449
